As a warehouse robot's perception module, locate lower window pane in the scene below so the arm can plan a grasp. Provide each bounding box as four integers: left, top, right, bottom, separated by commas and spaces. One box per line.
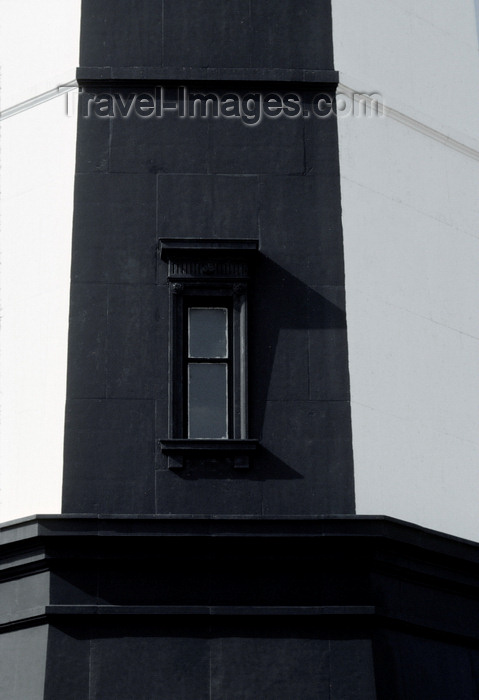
188, 363, 228, 438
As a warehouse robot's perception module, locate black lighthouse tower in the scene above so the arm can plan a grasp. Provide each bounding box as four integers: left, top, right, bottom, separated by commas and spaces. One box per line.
2, 2, 479, 698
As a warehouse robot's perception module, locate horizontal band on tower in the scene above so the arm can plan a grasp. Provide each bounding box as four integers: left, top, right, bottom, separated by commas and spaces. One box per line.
76, 66, 339, 86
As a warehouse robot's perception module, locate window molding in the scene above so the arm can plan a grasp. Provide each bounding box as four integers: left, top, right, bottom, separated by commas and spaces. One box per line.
158, 238, 259, 469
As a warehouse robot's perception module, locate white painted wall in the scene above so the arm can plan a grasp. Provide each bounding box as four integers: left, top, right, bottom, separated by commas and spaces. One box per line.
332, 0, 479, 541
0, 0, 81, 522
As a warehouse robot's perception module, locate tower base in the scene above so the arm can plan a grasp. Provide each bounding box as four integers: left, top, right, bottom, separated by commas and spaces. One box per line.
2, 515, 479, 698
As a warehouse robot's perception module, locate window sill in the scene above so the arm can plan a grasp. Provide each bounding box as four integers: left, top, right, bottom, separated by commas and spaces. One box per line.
159, 439, 259, 470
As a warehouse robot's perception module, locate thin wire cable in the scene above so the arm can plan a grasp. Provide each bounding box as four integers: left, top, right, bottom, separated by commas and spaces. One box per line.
0, 81, 77, 121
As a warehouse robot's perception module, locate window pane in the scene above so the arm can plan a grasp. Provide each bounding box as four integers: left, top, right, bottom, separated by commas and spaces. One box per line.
188, 308, 227, 358
188, 363, 227, 438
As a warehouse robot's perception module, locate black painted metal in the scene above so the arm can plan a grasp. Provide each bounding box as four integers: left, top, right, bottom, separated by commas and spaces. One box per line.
2, 516, 479, 698
62, 0, 355, 517
78, 0, 335, 71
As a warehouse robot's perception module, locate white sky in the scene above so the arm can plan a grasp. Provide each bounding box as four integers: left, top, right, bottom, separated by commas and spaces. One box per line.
0, 0, 80, 108
0, 1, 81, 522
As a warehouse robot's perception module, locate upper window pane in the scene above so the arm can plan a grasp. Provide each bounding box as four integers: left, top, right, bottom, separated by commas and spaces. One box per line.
188, 307, 228, 358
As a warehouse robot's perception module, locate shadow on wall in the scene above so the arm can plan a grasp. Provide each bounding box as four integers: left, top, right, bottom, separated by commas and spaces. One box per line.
172, 450, 303, 481
169, 254, 350, 484
250, 254, 349, 435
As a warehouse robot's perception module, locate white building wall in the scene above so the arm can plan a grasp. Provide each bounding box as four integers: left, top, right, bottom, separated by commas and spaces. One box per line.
332, 0, 479, 540
0, 1, 81, 522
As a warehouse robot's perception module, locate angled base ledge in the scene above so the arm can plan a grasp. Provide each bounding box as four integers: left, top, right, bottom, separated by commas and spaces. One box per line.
2, 514, 479, 641
159, 438, 259, 469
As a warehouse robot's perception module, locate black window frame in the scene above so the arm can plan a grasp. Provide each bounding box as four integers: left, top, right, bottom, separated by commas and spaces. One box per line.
184, 296, 233, 439
158, 238, 259, 469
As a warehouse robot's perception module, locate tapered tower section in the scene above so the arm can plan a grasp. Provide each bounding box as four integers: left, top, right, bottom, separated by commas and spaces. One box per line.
2, 3, 479, 698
